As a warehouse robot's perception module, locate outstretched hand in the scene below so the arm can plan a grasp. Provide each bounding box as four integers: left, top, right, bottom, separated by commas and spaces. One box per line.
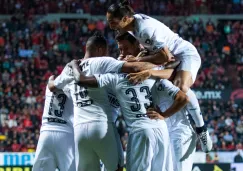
127, 70, 151, 84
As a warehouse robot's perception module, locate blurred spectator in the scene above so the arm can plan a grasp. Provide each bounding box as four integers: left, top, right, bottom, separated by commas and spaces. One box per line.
234, 151, 243, 163
0, 0, 241, 15
0, 8, 242, 152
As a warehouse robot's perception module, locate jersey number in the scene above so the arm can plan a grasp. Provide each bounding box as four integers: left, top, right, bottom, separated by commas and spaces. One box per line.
74, 84, 93, 107
125, 86, 153, 112
48, 93, 67, 117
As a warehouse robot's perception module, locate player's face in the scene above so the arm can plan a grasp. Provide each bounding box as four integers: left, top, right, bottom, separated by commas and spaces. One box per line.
118, 40, 140, 57
106, 13, 123, 30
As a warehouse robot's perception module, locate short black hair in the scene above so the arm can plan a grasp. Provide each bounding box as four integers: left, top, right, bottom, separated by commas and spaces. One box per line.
107, 0, 135, 19
86, 32, 107, 51
115, 32, 137, 44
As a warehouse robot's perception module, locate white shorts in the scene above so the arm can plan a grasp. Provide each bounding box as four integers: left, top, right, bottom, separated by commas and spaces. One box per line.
74, 122, 121, 171
126, 127, 173, 171
177, 50, 201, 83
170, 127, 197, 171
100, 124, 124, 171
32, 131, 75, 171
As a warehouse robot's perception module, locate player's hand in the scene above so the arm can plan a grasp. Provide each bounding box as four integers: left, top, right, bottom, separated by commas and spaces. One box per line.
48, 75, 55, 82
69, 59, 80, 67
48, 75, 56, 92
147, 106, 164, 120
118, 54, 125, 61
162, 47, 175, 63
124, 55, 138, 62
127, 70, 151, 84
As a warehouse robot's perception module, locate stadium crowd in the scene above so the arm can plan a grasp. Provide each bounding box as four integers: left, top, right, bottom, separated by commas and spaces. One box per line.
0, 0, 243, 15
0, 5, 243, 153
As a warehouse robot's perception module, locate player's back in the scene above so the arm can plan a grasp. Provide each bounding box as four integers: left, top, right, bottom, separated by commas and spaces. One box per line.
131, 14, 197, 57
41, 85, 74, 133
97, 73, 166, 134
69, 57, 124, 126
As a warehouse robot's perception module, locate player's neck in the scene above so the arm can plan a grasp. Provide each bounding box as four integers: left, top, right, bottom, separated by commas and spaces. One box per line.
84, 52, 91, 59
84, 51, 97, 59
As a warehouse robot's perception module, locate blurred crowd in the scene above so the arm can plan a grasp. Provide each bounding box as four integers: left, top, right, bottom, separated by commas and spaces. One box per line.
0, 8, 243, 152
0, 0, 243, 15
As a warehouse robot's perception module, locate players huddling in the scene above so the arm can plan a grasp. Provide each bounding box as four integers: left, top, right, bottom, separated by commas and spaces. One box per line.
33, 0, 212, 171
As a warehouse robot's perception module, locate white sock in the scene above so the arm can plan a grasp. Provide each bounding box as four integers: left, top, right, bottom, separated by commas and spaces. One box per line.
186, 89, 205, 128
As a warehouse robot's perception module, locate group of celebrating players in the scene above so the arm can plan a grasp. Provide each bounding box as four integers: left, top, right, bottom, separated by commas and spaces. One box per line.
32, 1, 213, 171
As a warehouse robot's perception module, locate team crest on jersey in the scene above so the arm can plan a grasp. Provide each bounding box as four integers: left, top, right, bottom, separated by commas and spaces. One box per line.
145, 39, 153, 45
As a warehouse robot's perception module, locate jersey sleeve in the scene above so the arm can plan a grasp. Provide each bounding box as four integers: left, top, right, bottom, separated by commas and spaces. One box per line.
157, 79, 180, 99
93, 73, 118, 90
141, 27, 166, 52
90, 57, 125, 74
54, 65, 74, 90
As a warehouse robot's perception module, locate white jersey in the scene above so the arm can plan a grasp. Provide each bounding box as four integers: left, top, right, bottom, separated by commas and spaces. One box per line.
129, 14, 198, 59
55, 57, 125, 126
41, 85, 74, 133
95, 73, 165, 134
152, 79, 191, 132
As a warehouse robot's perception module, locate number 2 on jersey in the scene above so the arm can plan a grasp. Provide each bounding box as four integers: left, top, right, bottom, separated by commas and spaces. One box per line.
125, 86, 153, 112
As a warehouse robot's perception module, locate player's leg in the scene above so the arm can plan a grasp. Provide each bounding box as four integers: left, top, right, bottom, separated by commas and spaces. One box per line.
186, 89, 212, 152
74, 124, 101, 171
54, 132, 75, 171
173, 70, 193, 93
126, 129, 158, 171
173, 57, 212, 152
170, 128, 197, 171
32, 131, 57, 171
113, 123, 124, 171
151, 125, 173, 171
92, 122, 120, 171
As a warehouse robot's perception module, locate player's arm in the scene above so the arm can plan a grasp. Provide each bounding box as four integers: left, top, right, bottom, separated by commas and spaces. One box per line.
125, 27, 175, 65
127, 69, 174, 84
69, 59, 99, 88
147, 80, 189, 119
138, 47, 174, 65
48, 63, 75, 92
120, 61, 157, 73
161, 90, 189, 118
147, 90, 189, 119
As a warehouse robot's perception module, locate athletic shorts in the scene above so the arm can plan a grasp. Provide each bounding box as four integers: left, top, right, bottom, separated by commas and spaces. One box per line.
126, 126, 173, 171
74, 122, 120, 171
177, 46, 201, 83
170, 127, 197, 171
32, 131, 75, 171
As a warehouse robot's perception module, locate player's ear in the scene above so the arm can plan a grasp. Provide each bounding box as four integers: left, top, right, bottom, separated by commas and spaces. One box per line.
122, 16, 128, 23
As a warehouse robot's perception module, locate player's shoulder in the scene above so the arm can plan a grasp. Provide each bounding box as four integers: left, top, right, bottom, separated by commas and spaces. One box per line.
82, 56, 115, 63
155, 79, 175, 90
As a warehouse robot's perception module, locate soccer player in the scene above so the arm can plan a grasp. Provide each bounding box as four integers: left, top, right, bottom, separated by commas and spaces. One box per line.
106, 1, 212, 152
148, 79, 197, 171
33, 74, 75, 171
69, 62, 191, 171
49, 33, 157, 171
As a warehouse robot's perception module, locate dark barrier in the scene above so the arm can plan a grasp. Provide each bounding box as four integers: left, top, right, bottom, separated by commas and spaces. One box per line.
192, 163, 231, 171
0, 166, 32, 171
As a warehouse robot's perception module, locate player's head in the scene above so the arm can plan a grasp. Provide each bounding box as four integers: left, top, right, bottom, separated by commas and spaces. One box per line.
107, 0, 135, 30
116, 32, 140, 58
86, 32, 108, 57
